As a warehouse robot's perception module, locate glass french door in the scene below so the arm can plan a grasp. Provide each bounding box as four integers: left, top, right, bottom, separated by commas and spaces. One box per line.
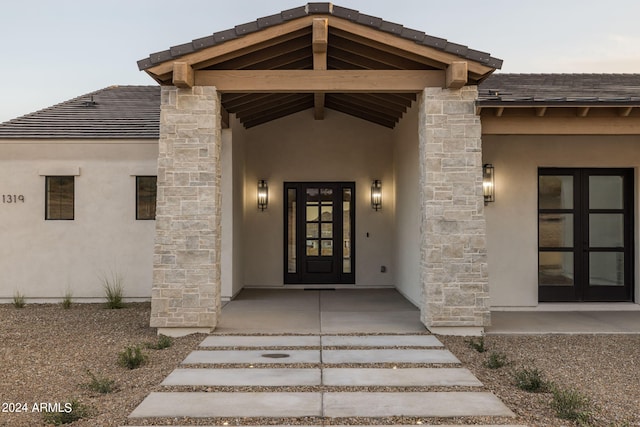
284, 182, 355, 284
538, 168, 634, 302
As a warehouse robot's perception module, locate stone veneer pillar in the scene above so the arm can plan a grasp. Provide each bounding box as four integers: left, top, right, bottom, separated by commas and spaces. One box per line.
150, 86, 222, 337
418, 86, 490, 335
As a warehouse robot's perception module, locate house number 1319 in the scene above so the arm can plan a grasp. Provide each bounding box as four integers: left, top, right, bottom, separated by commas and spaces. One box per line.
2, 195, 25, 203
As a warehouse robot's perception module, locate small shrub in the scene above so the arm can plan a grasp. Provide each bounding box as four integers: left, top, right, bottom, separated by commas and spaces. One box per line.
514, 366, 547, 392
466, 336, 486, 353
12, 291, 25, 308
101, 270, 125, 309
41, 399, 90, 425
486, 351, 509, 369
118, 346, 147, 369
62, 290, 73, 309
551, 386, 592, 424
146, 334, 173, 350
85, 370, 116, 394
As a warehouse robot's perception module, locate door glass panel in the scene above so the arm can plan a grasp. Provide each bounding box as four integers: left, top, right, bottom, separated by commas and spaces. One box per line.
321, 223, 332, 238
589, 214, 624, 247
306, 205, 318, 222
590, 252, 624, 286
539, 214, 573, 248
539, 252, 574, 286
589, 176, 623, 209
320, 205, 333, 221
321, 240, 333, 256
343, 188, 352, 274
539, 176, 573, 209
306, 240, 318, 256
287, 189, 296, 273
306, 223, 318, 238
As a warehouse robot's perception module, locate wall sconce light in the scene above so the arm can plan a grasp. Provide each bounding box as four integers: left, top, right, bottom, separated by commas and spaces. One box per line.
483, 164, 495, 204
371, 179, 382, 211
257, 179, 268, 211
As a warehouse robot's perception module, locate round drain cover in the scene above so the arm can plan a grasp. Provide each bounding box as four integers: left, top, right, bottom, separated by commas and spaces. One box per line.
261, 353, 290, 358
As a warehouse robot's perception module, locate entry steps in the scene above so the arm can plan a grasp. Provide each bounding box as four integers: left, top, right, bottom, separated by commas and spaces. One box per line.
128, 334, 527, 426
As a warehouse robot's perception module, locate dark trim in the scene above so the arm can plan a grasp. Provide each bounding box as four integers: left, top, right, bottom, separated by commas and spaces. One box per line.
45, 176, 75, 221
135, 176, 157, 220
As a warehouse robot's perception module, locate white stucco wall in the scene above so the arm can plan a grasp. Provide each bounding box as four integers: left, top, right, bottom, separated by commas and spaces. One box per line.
241, 109, 395, 287
0, 140, 158, 301
392, 102, 422, 306
483, 135, 640, 307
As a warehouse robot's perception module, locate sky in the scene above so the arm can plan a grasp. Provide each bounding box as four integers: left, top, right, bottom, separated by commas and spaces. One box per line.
1, 0, 640, 123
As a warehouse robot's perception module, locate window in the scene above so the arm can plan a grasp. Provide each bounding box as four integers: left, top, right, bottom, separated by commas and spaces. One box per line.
136, 176, 157, 220
46, 176, 74, 220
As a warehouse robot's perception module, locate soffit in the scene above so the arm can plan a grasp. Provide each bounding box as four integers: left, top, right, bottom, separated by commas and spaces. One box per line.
138, 3, 501, 129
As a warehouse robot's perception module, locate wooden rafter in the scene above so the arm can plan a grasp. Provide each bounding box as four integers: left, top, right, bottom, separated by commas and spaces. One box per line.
194, 69, 445, 92
577, 106, 590, 117
619, 106, 633, 117
535, 107, 547, 117
208, 35, 310, 70
312, 18, 328, 120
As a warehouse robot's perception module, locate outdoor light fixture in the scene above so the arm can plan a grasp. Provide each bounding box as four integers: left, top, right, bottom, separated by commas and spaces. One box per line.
257, 179, 268, 211
483, 164, 495, 204
371, 179, 382, 211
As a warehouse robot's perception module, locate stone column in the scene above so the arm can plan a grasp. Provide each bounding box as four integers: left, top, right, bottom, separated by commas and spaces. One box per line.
418, 86, 490, 335
150, 86, 222, 337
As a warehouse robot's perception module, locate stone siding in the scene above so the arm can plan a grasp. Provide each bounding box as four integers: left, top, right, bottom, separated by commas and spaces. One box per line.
418, 86, 490, 328
150, 86, 222, 329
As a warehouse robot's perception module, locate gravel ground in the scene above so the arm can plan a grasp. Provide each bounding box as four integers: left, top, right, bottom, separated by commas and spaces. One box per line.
1, 303, 639, 426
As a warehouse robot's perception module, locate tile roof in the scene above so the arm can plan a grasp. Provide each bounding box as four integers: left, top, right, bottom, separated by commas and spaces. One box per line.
478, 74, 640, 105
0, 86, 160, 139
2, 74, 639, 139
137, 2, 503, 71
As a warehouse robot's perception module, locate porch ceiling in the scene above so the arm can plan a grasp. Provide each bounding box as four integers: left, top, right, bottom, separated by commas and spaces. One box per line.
139, 3, 501, 129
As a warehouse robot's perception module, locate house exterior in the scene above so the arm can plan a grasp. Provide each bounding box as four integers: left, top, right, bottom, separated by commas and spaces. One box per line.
1, 3, 639, 336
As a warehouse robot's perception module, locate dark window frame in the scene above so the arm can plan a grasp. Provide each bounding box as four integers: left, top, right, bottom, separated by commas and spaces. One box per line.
136, 176, 157, 220
45, 176, 75, 220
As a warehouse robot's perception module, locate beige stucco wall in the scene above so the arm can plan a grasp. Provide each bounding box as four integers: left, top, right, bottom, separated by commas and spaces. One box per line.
483, 135, 640, 307
392, 102, 422, 306
240, 109, 395, 287
0, 140, 158, 301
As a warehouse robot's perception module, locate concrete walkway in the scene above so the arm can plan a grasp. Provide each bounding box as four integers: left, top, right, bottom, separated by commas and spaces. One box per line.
129, 333, 523, 426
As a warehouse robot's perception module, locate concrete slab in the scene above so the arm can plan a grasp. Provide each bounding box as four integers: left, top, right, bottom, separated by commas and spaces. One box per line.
488, 311, 640, 334
322, 334, 443, 347
182, 349, 320, 364
322, 349, 460, 364
321, 311, 426, 334
162, 368, 321, 386
129, 392, 322, 418
320, 289, 419, 312
323, 392, 515, 417
323, 368, 482, 387
215, 310, 320, 334
200, 335, 320, 347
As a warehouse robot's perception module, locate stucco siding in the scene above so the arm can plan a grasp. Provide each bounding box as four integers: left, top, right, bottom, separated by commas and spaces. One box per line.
484, 135, 640, 307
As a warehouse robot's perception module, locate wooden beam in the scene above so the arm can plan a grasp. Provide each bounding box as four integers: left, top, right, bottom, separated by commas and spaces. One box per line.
312, 18, 328, 120
194, 70, 445, 92
495, 107, 504, 117
577, 106, 590, 117
619, 106, 633, 117
535, 107, 547, 117
445, 61, 467, 89
173, 62, 194, 88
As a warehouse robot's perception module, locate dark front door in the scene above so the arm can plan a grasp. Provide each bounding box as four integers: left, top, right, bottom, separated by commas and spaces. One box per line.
538, 168, 634, 302
284, 182, 355, 284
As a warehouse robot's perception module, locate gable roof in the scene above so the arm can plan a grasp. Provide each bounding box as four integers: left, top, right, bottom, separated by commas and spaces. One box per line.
137, 3, 503, 72
137, 3, 502, 128
0, 86, 160, 139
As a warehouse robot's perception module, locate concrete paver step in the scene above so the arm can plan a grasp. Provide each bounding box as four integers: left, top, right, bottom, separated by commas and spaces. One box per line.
323, 367, 482, 387
323, 392, 516, 418
321, 334, 443, 347
201, 335, 320, 347
162, 368, 320, 386
322, 348, 460, 364
182, 349, 320, 365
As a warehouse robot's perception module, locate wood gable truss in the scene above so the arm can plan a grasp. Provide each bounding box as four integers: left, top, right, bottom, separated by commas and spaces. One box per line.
140, 8, 499, 128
